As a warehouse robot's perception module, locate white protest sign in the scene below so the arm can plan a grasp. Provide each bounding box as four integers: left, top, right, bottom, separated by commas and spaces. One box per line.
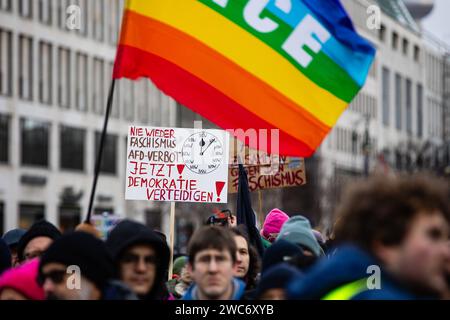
125, 126, 230, 203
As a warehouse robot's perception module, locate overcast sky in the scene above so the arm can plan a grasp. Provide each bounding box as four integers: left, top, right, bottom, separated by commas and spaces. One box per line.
421, 0, 450, 46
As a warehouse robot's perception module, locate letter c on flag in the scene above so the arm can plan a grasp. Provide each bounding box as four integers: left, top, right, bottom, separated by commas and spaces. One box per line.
244, 0, 292, 33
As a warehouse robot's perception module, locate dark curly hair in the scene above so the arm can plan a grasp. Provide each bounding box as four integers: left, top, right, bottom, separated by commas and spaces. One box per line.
334, 174, 450, 253
230, 225, 261, 290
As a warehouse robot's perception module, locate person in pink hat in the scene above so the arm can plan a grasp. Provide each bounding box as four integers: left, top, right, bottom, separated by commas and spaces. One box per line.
260, 209, 290, 245
0, 258, 45, 300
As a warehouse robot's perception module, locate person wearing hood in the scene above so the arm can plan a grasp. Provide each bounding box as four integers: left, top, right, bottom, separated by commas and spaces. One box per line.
276, 215, 324, 259
17, 220, 62, 263
38, 231, 136, 300
182, 226, 246, 300
105, 219, 171, 300
260, 209, 290, 247
2, 229, 26, 266
262, 239, 315, 273
288, 175, 450, 300
0, 258, 45, 300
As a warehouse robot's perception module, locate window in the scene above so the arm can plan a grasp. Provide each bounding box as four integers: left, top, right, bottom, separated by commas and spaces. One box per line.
414, 45, 420, 62
0, 203, 3, 235
78, 0, 88, 36
369, 60, 377, 79
59, 206, 81, 233
92, 0, 105, 41
417, 84, 423, 138
402, 38, 409, 56
19, 0, 32, 18
109, 0, 118, 45
0, 0, 12, 11
392, 32, 399, 50
111, 62, 120, 119
19, 35, 33, 101
21, 118, 50, 167
19, 204, 45, 229
137, 79, 149, 124
60, 126, 85, 171
379, 24, 386, 42
57, 0, 64, 29
39, 41, 53, 105
123, 80, 135, 121
395, 73, 402, 130
95, 132, 117, 174
38, 0, 52, 25
406, 79, 412, 135
58, 47, 71, 108
0, 114, 9, 163
0, 29, 12, 97
382, 67, 390, 126
93, 58, 105, 114
75, 52, 88, 111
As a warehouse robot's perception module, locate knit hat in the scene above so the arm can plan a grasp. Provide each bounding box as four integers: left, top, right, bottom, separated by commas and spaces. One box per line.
262, 239, 303, 273
39, 232, 115, 291
0, 258, 45, 300
0, 238, 11, 275
276, 216, 323, 257
261, 209, 290, 242
254, 263, 302, 299
17, 220, 62, 261
2, 229, 27, 248
172, 256, 188, 278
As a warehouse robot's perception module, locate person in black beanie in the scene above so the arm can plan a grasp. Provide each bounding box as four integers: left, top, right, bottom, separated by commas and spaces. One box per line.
17, 220, 61, 263
105, 219, 171, 300
254, 263, 302, 300
38, 232, 136, 300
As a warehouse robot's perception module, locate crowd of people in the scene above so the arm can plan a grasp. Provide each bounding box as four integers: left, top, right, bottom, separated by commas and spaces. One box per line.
0, 174, 449, 300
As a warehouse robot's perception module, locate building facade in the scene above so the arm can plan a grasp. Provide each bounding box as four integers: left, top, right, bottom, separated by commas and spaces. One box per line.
0, 0, 179, 234
316, 0, 450, 230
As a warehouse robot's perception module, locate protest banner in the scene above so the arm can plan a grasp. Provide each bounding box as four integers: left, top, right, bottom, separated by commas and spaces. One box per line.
227, 138, 306, 193
125, 126, 230, 203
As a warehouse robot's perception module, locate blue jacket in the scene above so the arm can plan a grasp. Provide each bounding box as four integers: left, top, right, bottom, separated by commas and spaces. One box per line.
182, 278, 246, 300
287, 245, 435, 300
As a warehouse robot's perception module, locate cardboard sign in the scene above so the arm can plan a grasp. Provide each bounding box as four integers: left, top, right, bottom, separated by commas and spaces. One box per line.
125, 126, 230, 203
228, 157, 306, 193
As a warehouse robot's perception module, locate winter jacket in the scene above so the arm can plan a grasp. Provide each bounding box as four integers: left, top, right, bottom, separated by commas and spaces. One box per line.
287, 244, 437, 300
181, 278, 246, 300
102, 280, 139, 300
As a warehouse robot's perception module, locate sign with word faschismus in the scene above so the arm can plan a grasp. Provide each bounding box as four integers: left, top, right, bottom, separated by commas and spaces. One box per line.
228, 157, 306, 193
126, 126, 230, 203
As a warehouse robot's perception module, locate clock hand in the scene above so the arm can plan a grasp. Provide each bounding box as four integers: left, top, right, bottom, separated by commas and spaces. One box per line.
201, 138, 216, 155
199, 138, 206, 155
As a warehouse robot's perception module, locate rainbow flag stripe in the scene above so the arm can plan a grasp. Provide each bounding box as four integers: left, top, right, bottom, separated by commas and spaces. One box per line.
113, 0, 375, 156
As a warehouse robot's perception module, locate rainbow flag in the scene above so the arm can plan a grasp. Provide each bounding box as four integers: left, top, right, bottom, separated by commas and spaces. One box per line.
113, 0, 375, 157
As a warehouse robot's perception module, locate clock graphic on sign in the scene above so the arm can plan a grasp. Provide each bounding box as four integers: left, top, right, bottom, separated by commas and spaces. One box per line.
182, 131, 224, 175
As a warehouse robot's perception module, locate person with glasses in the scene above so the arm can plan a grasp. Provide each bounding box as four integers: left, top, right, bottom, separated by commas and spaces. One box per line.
182, 226, 246, 300
38, 232, 136, 300
105, 220, 171, 300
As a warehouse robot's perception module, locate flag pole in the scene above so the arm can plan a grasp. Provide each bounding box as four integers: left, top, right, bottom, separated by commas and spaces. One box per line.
85, 79, 117, 223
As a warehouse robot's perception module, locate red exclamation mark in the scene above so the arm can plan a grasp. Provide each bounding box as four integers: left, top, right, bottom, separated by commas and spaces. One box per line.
177, 164, 185, 179
215, 181, 225, 202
